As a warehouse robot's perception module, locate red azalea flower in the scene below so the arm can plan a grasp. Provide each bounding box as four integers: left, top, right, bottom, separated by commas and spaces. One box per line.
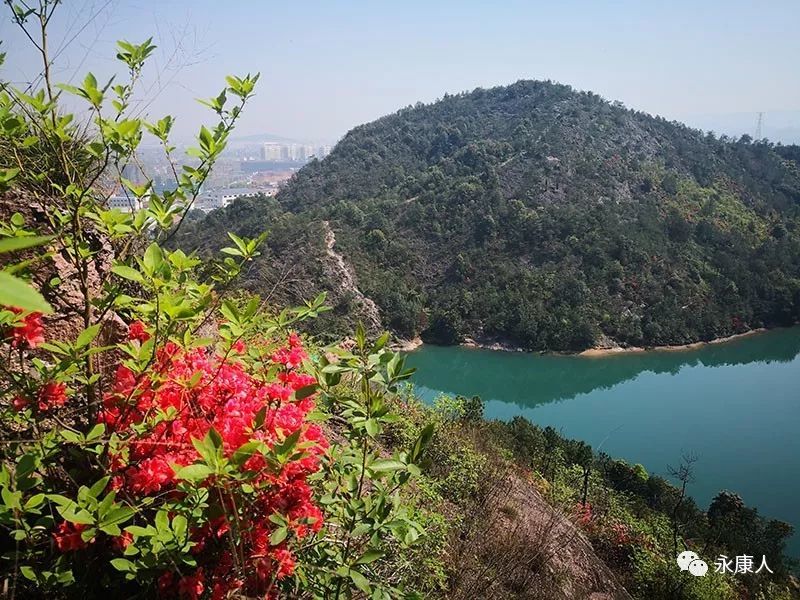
128, 320, 150, 342
37, 382, 67, 412
53, 521, 90, 552
113, 531, 133, 551
178, 569, 205, 600
100, 334, 327, 594
6, 309, 45, 349
272, 547, 296, 579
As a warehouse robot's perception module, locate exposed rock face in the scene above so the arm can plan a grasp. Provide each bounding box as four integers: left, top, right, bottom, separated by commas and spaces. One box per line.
502, 476, 633, 600
449, 470, 633, 600
0, 190, 127, 368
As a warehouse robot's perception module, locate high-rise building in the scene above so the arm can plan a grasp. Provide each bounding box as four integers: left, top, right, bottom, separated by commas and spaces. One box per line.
261, 142, 283, 162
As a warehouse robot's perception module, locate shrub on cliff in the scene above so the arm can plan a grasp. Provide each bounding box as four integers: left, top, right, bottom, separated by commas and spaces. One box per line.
0, 5, 431, 598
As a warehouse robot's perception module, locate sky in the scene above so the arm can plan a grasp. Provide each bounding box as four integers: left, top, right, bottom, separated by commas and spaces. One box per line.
1, 0, 798, 143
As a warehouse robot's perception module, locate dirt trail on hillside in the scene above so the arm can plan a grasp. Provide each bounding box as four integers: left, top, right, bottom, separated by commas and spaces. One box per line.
322, 221, 381, 331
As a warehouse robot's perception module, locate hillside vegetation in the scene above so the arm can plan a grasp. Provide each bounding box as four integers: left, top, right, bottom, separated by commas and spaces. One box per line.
2, 6, 799, 597
179, 81, 800, 351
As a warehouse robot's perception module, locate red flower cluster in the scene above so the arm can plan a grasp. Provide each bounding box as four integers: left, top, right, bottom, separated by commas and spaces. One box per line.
606, 521, 652, 551
11, 382, 68, 413
53, 522, 91, 552
128, 320, 150, 342
4, 308, 44, 349
574, 502, 594, 529
99, 333, 327, 598
37, 381, 67, 412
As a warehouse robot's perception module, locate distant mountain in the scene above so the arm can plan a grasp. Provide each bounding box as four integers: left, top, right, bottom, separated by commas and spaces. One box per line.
230, 132, 300, 143
682, 110, 800, 145
229, 132, 336, 146
176, 80, 800, 351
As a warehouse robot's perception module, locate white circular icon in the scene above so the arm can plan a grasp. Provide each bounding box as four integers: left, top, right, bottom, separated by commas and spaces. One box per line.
676, 550, 699, 571
688, 559, 708, 576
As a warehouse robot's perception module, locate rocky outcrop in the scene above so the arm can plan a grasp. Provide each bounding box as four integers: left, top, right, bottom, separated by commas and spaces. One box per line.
448, 468, 633, 600
0, 190, 127, 366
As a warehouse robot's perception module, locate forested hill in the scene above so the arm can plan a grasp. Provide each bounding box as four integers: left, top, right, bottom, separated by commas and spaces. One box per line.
177, 80, 800, 351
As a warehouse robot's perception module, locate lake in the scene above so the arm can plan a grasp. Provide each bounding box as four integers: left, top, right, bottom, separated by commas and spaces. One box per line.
406, 327, 800, 556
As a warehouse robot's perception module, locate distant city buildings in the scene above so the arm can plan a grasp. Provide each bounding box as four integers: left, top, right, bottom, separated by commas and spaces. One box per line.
106, 194, 144, 213
262, 143, 283, 161
195, 187, 277, 213
259, 142, 331, 163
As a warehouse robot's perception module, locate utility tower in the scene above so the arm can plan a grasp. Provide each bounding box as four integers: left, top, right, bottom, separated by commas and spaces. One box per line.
755, 112, 763, 139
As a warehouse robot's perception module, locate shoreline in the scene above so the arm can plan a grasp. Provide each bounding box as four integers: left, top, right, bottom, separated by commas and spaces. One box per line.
577, 328, 768, 357
390, 336, 424, 352
397, 328, 777, 356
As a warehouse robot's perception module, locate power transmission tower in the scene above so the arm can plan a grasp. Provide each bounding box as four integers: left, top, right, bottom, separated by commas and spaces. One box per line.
755, 112, 763, 139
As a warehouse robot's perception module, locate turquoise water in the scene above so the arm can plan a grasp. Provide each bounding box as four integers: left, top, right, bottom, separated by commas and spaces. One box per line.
406, 328, 800, 556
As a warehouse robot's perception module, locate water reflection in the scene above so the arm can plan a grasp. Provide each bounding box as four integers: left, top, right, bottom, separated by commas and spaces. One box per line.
407, 328, 800, 410
406, 326, 800, 557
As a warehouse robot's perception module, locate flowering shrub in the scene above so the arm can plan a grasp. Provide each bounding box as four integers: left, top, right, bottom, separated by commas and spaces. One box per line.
99, 333, 327, 598
574, 502, 595, 530
0, 5, 430, 598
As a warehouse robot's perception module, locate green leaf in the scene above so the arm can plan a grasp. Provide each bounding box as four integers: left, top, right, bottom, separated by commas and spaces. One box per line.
364, 419, 380, 437
269, 526, 287, 546
370, 459, 406, 472
111, 264, 144, 282
86, 423, 106, 441
0, 272, 51, 313
16, 453, 36, 481
372, 331, 390, 351
274, 429, 302, 461
411, 423, 435, 462
155, 510, 169, 532
102, 505, 134, 527
2, 488, 21, 509
0, 235, 52, 253
232, 441, 261, 466
110, 558, 135, 572
207, 427, 223, 450
57, 505, 94, 525
172, 514, 188, 540
294, 384, 318, 400
268, 513, 287, 526
88, 476, 110, 498
354, 549, 384, 565
173, 463, 212, 482
349, 569, 371, 593
76, 323, 102, 349
143, 243, 163, 273
24, 493, 45, 510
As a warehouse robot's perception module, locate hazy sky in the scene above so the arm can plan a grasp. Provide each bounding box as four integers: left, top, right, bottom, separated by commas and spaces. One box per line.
2, 0, 798, 143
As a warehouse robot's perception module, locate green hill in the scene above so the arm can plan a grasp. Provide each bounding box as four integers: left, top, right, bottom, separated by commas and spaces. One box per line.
177, 80, 800, 351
